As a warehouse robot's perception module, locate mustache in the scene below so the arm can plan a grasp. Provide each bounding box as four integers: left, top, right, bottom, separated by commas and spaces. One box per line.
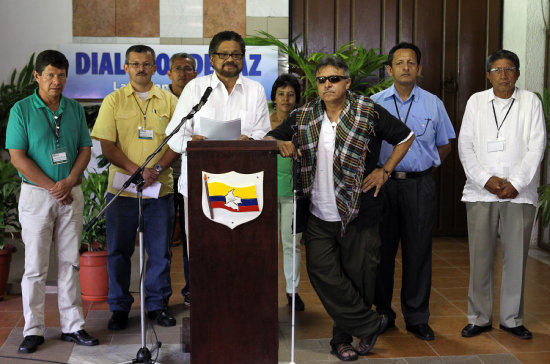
137, 71, 147, 76
223, 62, 238, 68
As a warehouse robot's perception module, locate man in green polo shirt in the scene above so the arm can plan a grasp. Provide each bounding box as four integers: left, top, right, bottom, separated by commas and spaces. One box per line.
6, 50, 99, 354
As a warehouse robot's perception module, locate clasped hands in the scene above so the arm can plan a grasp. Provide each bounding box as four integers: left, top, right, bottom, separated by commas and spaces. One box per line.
484, 176, 518, 199
48, 176, 78, 205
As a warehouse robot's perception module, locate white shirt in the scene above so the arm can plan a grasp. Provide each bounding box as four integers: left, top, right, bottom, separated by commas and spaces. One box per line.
458, 87, 546, 206
166, 72, 271, 196
310, 113, 341, 221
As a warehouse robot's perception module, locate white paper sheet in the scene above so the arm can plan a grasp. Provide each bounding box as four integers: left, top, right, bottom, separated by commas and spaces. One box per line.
112, 171, 161, 198
199, 117, 241, 140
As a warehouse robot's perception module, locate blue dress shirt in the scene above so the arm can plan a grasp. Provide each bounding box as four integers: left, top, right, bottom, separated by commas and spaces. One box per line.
371, 84, 456, 172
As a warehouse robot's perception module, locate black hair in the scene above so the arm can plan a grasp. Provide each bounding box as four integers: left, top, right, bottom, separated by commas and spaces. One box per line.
387, 42, 422, 66
486, 49, 520, 72
314, 55, 350, 77
270, 73, 301, 106
125, 45, 156, 63
35, 50, 69, 74
208, 30, 246, 57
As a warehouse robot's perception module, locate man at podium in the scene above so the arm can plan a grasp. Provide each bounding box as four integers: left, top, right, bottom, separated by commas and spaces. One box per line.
165, 30, 271, 247
266, 55, 413, 361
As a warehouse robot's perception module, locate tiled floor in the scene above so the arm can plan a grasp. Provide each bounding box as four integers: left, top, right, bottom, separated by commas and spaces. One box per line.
0, 236, 549, 363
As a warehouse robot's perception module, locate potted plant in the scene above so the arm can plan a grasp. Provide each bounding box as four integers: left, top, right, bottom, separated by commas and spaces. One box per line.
79, 166, 109, 302
0, 54, 36, 152
0, 160, 21, 300
246, 31, 392, 100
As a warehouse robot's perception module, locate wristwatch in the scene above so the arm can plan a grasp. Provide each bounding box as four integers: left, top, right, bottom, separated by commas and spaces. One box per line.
153, 163, 163, 172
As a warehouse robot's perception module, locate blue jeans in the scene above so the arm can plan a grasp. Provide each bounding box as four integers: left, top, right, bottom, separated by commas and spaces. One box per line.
106, 193, 174, 312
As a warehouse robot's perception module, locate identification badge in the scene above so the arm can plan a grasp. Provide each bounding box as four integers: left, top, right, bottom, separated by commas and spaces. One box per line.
138, 128, 154, 140
487, 139, 505, 153
51, 147, 68, 165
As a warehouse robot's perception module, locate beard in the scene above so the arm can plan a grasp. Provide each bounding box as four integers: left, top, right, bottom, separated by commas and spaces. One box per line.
215, 62, 242, 78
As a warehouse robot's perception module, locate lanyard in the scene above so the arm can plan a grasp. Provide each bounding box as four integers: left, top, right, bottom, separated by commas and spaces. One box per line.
133, 93, 151, 125
393, 94, 415, 124
41, 108, 63, 146
491, 98, 515, 139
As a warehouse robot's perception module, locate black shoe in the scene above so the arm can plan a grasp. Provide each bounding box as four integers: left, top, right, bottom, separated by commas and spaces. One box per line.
61, 329, 99, 346
376, 310, 395, 333
286, 293, 305, 311
499, 324, 532, 339
461, 324, 492, 337
108, 310, 129, 330
406, 323, 435, 341
148, 309, 176, 327
183, 292, 191, 307
18, 335, 44, 354
356, 314, 388, 355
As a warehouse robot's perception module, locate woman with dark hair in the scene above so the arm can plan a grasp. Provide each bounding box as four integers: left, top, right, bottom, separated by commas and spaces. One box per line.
270, 73, 305, 311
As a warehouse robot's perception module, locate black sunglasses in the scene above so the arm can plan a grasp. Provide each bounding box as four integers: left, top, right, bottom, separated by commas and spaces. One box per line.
315, 75, 348, 84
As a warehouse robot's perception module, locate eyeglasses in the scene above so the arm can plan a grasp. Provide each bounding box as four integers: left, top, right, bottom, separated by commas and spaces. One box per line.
126, 62, 155, 69
489, 67, 517, 74
172, 65, 195, 73
315, 75, 348, 84
41, 73, 67, 81
214, 52, 244, 60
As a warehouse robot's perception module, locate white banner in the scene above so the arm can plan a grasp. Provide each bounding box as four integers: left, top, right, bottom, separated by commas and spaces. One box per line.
59, 44, 278, 100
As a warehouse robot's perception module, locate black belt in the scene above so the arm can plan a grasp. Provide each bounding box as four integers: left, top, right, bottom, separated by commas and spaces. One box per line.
390, 167, 432, 180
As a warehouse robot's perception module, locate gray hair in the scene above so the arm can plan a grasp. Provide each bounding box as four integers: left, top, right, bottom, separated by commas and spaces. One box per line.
314, 55, 350, 77
170, 52, 196, 71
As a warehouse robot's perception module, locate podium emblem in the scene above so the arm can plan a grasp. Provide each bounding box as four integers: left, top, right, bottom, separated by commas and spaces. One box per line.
202, 171, 264, 229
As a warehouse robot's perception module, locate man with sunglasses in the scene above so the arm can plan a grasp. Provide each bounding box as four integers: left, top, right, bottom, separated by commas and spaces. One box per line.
91, 45, 180, 330
458, 49, 545, 340
370, 42, 456, 341
165, 30, 270, 257
266, 55, 413, 361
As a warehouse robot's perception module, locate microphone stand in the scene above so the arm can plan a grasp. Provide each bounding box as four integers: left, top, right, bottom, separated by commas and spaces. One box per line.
85, 87, 213, 363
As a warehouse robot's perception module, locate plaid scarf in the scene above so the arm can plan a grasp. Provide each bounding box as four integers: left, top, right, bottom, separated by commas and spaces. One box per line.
294, 91, 376, 232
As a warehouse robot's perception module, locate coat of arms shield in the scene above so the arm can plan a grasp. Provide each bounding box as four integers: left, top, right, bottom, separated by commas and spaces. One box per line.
201, 171, 264, 229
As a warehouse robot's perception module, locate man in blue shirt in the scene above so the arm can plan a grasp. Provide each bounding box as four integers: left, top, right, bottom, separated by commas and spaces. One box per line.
371, 42, 455, 341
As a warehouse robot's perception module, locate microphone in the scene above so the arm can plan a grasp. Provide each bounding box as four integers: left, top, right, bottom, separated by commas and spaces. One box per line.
193, 87, 213, 112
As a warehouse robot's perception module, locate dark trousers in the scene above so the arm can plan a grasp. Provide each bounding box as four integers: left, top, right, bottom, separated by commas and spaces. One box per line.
173, 176, 189, 294
106, 193, 174, 312
375, 174, 435, 325
305, 214, 381, 346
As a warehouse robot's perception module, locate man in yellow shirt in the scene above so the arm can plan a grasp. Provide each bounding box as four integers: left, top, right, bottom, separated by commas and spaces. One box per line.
91, 45, 180, 330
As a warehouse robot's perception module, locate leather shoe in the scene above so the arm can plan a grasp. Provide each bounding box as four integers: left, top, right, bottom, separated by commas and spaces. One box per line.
108, 310, 129, 330
356, 314, 388, 355
461, 324, 492, 337
148, 309, 176, 327
18, 335, 44, 353
499, 324, 532, 339
406, 323, 435, 341
61, 329, 99, 346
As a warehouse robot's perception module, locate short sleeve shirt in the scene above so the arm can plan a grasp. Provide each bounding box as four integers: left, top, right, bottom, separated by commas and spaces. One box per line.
371, 84, 455, 172
6, 89, 92, 183
91, 83, 178, 197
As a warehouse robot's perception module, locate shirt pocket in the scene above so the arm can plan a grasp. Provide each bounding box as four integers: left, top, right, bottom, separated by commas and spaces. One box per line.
152, 113, 170, 138
409, 115, 435, 142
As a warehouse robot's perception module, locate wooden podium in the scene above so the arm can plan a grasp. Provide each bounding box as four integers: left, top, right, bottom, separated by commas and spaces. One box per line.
184, 140, 279, 363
